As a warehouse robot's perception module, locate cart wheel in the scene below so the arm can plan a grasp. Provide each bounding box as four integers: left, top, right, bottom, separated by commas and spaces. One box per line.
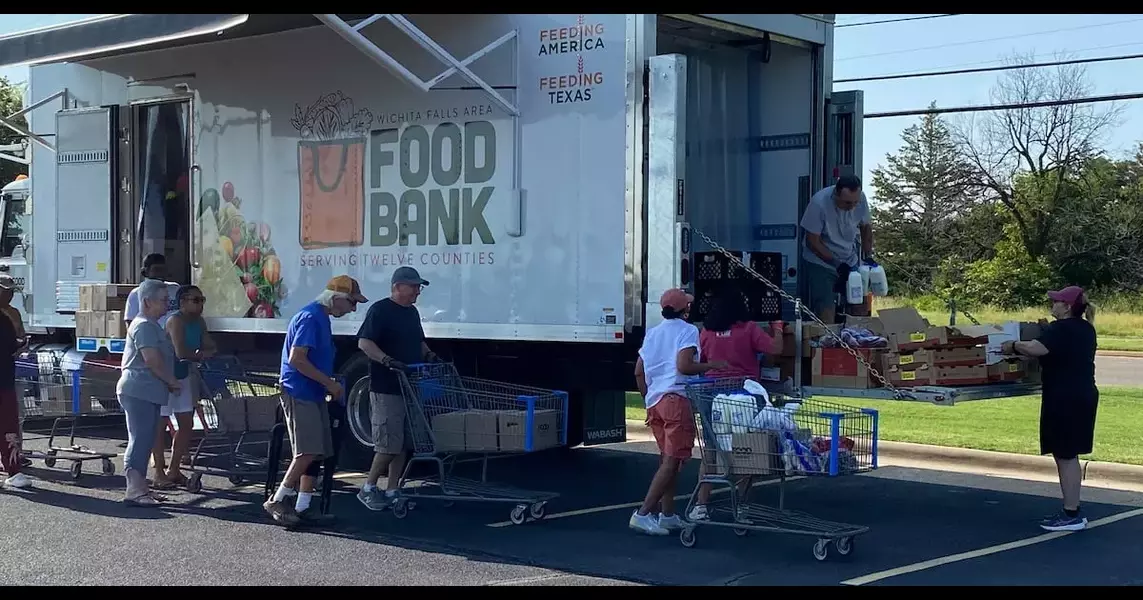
835, 536, 854, 556
186, 473, 203, 494
509, 504, 527, 525
529, 502, 547, 520
69, 461, 83, 480
43, 456, 56, 468
813, 538, 830, 562
101, 459, 116, 476
733, 527, 750, 537
441, 500, 455, 508
228, 474, 245, 486
679, 527, 697, 548
392, 499, 409, 519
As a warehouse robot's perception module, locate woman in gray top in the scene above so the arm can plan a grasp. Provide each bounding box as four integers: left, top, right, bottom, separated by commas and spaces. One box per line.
116, 278, 181, 506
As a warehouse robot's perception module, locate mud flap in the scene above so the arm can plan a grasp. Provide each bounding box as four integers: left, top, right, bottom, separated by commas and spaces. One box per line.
581, 390, 627, 446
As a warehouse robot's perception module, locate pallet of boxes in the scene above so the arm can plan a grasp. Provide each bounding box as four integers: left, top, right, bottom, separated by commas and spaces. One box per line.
76, 283, 133, 340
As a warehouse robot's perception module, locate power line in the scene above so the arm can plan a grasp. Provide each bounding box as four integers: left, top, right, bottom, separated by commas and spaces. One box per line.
865, 91, 1143, 119
838, 17, 1143, 61
836, 14, 961, 28
835, 52, 1143, 83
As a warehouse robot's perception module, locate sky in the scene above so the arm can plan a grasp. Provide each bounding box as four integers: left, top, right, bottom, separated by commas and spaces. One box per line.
2, 13, 1142, 200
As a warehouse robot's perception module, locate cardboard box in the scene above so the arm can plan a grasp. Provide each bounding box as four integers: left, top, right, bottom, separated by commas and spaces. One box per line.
497, 408, 560, 452
1019, 322, 1043, 341
988, 359, 1026, 383
464, 410, 500, 452
933, 346, 986, 366
75, 311, 102, 337
759, 355, 796, 384
703, 431, 780, 476
105, 311, 127, 339
812, 347, 884, 389
431, 411, 468, 453
878, 307, 991, 352
884, 349, 933, 371
884, 362, 935, 387
933, 364, 990, 385
78, 284, 133, 311
1023, 358, 1043, 385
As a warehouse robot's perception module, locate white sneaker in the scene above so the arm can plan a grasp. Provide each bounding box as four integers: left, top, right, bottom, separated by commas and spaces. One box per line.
3, 473, 31, 490
688, 505, 709, 521
658, 513, 685, 530
629, 511, 669, 536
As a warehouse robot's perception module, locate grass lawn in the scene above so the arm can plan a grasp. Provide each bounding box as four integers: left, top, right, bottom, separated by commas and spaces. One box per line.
874, 297, 1143, 353
624, 386, 1143, 466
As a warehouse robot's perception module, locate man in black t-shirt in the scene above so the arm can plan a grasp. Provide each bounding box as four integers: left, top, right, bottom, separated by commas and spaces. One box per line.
355, 266, 441, 511
0, 274, 29, 490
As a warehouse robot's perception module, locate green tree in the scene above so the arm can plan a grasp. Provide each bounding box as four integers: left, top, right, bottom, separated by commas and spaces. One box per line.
870, 103, 992, 296
0, 76, 28, 185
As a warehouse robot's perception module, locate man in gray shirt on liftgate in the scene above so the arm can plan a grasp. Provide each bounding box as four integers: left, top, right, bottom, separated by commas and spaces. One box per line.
799, 175, 875, 325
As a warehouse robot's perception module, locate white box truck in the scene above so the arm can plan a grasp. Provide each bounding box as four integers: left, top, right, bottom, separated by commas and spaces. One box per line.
0, 13, 864, 463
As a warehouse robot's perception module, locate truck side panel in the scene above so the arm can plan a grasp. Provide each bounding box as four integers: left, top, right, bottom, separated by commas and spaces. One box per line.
31, 14, 632, 343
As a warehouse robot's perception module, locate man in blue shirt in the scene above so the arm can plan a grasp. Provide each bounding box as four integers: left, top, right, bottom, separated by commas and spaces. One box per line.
264, 275, 367, 527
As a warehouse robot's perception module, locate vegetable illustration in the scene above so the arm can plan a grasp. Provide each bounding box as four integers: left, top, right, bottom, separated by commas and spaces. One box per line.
199, 188, 220, 218
205, 181, 289, 318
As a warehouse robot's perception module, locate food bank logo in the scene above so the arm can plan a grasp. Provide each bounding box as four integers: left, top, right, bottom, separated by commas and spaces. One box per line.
292, 91, 498, 250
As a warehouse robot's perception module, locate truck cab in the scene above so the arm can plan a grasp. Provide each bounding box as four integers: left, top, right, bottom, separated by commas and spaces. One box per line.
0, 175, 32, 324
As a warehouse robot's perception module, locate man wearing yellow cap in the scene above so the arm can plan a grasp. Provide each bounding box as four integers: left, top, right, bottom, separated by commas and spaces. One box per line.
264, 275, 367, 527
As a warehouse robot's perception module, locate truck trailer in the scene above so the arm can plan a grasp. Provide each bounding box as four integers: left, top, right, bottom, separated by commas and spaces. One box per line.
0, 13, 865, 465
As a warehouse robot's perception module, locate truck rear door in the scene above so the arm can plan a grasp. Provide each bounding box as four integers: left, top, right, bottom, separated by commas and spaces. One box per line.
53, 107, 119, 313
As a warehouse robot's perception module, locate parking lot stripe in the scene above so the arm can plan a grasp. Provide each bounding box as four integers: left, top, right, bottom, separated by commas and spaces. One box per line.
484, 476, 805, 528
841, 506, 1143, 586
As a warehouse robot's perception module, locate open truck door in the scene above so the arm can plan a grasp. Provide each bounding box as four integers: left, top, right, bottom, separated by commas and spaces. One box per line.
826, 89, 863, 182
53, 107, 119, 313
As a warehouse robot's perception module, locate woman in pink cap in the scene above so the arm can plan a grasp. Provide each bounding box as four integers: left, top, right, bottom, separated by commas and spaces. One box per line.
1001, 286, 1097, 532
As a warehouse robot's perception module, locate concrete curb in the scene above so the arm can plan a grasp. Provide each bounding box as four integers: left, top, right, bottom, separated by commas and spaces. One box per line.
1096, 350, 1143, 358
622, 420, 1143, 487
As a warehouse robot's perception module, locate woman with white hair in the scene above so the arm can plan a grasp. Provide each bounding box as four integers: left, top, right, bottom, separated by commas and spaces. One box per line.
116, 278, 181, 506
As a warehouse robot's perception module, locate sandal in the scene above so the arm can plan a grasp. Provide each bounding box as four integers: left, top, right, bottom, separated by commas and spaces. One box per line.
148, 491, 169, 502
124, 494, 161, 507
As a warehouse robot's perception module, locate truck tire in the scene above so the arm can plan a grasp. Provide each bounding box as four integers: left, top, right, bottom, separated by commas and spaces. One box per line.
337, 352, 376, 471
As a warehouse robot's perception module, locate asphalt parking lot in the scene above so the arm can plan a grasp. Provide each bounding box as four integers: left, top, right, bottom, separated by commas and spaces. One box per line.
4, 419, 1143, 586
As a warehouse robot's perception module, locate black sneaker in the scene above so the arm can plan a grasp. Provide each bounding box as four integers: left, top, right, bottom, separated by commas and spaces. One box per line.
296, 505, 336, 527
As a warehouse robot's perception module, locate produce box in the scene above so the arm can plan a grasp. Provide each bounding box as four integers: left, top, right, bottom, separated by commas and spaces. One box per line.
988, 359, 1026, 383
878, 307, 990, 351
932, 346, 986, 366
812, 347, 885, 389
932, 364, 989, 385
78, 284, 132, 312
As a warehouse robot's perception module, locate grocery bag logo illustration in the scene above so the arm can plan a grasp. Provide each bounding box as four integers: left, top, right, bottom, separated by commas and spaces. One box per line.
291, 91, 374, 250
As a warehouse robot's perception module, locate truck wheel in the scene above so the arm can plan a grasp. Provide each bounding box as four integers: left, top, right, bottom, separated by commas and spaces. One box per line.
338, 352, 375, 471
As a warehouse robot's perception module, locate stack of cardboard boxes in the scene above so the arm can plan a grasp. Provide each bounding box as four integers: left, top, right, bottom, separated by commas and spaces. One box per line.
773, 306, 1043, 390
76, 284, 133, 339
430, 407, 563, 454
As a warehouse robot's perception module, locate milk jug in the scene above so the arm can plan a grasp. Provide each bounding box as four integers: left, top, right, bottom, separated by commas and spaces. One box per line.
867, 262, 889, 296
846, 270, 865, 305
857, 263, 872, 292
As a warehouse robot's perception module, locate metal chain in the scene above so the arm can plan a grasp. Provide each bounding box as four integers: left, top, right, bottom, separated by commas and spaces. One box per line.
690, 228, 914, 400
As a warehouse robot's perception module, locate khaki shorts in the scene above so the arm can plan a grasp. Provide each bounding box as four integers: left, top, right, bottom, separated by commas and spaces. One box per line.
280, 393, 334, 459
370, 392, 407, 455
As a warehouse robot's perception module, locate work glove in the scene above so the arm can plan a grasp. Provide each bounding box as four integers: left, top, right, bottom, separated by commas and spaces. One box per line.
834, 262, 852, 294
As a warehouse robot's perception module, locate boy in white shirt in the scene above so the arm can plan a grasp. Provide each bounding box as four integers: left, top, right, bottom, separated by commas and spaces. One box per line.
630, 288, 726, 535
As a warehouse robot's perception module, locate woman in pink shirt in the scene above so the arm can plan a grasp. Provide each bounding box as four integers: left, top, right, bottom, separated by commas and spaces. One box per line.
689, 288, 784, 522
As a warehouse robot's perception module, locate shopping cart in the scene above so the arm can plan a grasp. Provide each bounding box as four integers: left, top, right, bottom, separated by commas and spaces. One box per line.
18, 357, 123, 480
390, 362, 566, 525
182, 356, 282, 493
680, 376, 878, 561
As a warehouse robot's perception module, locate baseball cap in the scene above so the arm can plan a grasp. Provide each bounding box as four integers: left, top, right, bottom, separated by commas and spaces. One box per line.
392, 266, 430, 287
660, 288, 694, 311
1047, 286, 1085, 307
0, 274, 14, 291
326, 275, 368, 303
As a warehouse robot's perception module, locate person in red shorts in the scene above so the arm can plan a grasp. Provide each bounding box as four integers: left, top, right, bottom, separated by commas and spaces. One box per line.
630, 288, 726, 535
689, 287, 785, 520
